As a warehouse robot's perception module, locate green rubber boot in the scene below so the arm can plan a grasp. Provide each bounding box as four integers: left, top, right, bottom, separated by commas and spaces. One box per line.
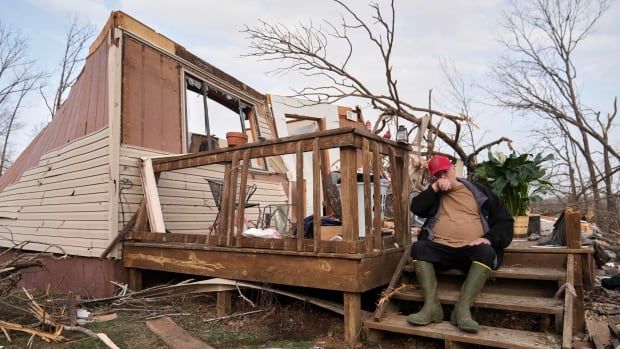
450, 261, 491, 333
406, 261, 444, 326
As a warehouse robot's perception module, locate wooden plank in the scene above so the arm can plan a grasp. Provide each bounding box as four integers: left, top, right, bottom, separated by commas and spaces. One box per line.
344, 292, 362, 345
218, 162, 232, 238
394, 287, 563, 314
362, 139, 372, 253
140, 158, 165, 233
399, 152, 410, 244
403, 265, 566, 281
388, 148, 403, 245
372, 141, 382, 250
562, 253, 575, 349
296, 142, 304, 251
236, 150, 250, 247
100, 200, 145, 259
129, 268, 142, 291
146, 316, 215, 349
586, 317, 612, 349
374, 244, 412, 321
312, 138, 321, 253
573, 254, 585, 333
340, 147, 359, 241
122, 38, 144, 148
365, 315, 560, 349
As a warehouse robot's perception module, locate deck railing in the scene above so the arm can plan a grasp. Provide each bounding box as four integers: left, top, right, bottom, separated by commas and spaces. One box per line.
146, 127, 412, 255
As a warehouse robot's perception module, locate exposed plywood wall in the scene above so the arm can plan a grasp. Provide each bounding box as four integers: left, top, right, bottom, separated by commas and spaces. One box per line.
0, 37, 110, 192
0, 128, 111, 257
119, 145, 289, 234
122, 37, 182, 153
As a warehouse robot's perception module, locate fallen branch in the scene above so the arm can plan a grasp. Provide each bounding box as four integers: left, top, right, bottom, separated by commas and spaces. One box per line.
377, 283, 410, 308
203, 308, 268, 323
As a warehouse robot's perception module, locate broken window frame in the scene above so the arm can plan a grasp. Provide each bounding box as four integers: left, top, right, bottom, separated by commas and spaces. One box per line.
183, 73, 268, 171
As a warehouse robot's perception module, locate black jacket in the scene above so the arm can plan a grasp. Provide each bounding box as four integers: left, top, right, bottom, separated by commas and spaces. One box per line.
410, 178, 514, 268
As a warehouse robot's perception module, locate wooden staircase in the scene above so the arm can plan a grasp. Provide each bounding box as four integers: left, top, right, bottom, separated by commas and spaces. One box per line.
365, 211, 595, 349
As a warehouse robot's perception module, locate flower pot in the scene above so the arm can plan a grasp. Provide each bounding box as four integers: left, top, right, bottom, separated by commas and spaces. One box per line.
513, 215, 529, 238
226, 132, 247, 147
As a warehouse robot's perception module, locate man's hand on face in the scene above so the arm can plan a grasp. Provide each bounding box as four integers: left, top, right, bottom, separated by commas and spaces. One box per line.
469, 238, 491, 246
432, 178, 452, 192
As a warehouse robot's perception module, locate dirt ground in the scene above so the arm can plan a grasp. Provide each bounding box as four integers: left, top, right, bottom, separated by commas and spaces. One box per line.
0, 281, 617, 348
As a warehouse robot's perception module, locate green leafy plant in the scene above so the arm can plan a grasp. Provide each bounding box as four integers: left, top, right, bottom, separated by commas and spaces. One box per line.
474, 152, 553, 216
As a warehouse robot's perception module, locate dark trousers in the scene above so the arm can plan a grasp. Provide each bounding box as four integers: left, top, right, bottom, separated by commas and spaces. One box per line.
411, 239, 497, 271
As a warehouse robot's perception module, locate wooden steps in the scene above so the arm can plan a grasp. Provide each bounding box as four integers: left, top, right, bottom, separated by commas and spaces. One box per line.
403, 264, 566, 281
393, 287, 564, 315
364, 314, 561, 349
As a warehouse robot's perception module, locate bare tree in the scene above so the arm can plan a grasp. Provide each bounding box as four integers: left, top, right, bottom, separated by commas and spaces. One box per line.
41, 16, 94, 119
243, 0, 511, 175
493, 0, 618, 229
0, 22, 43, 176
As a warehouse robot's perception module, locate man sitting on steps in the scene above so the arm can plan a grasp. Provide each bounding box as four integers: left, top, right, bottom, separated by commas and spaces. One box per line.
407, 155, 514, 333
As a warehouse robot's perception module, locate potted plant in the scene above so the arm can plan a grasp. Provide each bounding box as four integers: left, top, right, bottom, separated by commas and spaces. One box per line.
474, 152, 553, 237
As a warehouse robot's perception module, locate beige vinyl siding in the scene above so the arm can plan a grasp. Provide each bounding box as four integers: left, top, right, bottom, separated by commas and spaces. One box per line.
119, 145, 289, 234
0, 127, 111, 257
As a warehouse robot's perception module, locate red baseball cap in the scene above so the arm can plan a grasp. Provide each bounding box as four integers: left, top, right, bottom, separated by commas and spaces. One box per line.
427, 155, 452, 177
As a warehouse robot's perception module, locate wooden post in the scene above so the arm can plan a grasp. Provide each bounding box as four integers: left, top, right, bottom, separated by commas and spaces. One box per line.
236, 150, 251, 247
399, 151, 411, 245
344, 292, 361, 345
528, 215, 541, 235
389, 148, 403, 244
226, 152, 240, 246
68, 292, 77, 326
312, 138, 321, 252
296, 142, 304, 251
216, 291, 232, 317
562, 253, 575, 349
565, 209, 581, 249
129, 268, 142, 291
362, 139, 372, 254
218, 163, 232, 239
372, 142, 382, 250
340, 147, 359, 242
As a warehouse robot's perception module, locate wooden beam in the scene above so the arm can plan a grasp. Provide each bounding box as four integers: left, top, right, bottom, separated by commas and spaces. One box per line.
374, 244, 412, 321
139, 157, 165, 233
341, 147, 359, 242
226, 151, 240, 246
296, 142, 304, 251
344, 292, 362, 345
236, 150, 250, 248
362, 139, 372, 253
389, 148, 403, 244
373, 141, 382, 251
312, 138, 321, 253
146, 316, 215, 349
318, 119, 333, 216
100, 199, 146, 259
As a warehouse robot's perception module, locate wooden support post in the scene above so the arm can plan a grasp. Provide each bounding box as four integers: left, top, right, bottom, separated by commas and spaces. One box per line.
562, 253, 575, 349
362, 139, 372, 253
236, 150, 251, 248
340, 147, 359, 242
296, 142, 304, 251
388, 148, 403, 244
68, 291, 77, 326
129, 268, 143, 291
312, 138, 321, 252
573, 254, 585, 334
218, 163, 232, 239
372, 142, 382, 250
318, 119, 333, 216
226, 152, 240, 246
565, 209, 581, 249
344, 292, 361, 345
399, 151, 410, 245
140, 158, 165, 233
216, 291, 232, 317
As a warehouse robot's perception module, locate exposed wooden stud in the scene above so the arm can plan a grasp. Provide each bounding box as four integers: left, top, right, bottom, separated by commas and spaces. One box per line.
226, 152, 240, 246
372, 141, 382, 250
344, 292, 362, 345
312, 138, 321, 253
139, 157, 165, 233
235, 150, 251, 248
362, 139, 372, 253
340, 147, 359, 242
296, 142, 304, 252
216, 290, 232, 317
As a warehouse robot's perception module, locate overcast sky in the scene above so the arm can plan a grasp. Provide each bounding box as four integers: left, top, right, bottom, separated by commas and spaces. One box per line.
1, 0, 618, 157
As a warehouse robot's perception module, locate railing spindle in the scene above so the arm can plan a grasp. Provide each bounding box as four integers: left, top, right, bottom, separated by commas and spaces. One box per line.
236, 150, 250, 248
372, 142, 382, 251
312, 138, 321, 252
296, 142, 304, 251
389, 148, 403, 245
362, 139, 372, 254
226, 151, 240, 246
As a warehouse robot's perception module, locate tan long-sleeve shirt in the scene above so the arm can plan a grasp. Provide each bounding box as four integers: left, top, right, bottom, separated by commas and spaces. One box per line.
433, 182, 484, 247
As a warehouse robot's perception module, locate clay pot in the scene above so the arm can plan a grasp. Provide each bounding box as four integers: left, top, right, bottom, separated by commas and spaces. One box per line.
226, 132, 248, 147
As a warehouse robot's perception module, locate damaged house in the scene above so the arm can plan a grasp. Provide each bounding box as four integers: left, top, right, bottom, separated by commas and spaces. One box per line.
0, 11, 596, 348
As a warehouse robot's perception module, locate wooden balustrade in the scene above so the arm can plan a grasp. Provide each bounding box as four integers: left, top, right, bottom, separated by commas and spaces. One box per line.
149, 127, 412, 255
